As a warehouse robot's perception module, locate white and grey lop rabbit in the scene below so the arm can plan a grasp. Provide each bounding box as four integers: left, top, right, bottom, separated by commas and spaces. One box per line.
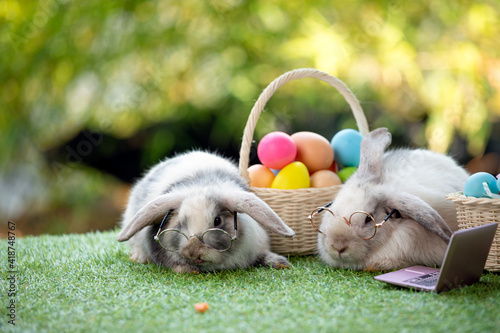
316, 128, 469, 271
117, 151, 294, 273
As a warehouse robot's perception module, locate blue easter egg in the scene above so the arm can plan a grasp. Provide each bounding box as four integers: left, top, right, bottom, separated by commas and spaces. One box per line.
497, 176, 500, 193
463, 172, 499, 198
270, 168, 281, 176
330, 129, 363, 167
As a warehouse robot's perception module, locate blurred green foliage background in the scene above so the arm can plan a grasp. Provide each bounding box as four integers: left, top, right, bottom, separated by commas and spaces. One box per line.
1, 0, 499, 236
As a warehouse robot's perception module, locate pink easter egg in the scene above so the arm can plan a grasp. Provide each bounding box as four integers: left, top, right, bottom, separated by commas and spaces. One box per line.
257, 132, 297, 170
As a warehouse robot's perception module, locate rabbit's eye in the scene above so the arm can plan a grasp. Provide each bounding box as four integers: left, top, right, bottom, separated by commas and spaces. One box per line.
214, 216, 222, 227
386, 209, 402, 219
364, 215, 372, 224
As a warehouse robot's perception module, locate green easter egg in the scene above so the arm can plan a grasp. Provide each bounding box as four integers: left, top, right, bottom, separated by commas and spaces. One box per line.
337, 167, 358, 183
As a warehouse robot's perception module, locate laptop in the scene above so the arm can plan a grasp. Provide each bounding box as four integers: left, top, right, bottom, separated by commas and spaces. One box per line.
375, 223, 498, 293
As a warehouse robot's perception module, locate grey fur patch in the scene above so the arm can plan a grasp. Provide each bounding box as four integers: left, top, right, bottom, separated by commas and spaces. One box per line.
163, 168, 248, 194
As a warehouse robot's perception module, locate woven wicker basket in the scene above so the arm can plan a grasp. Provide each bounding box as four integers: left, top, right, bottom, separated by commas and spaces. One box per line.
238, 68, 369, 255
446, 192, 500, 271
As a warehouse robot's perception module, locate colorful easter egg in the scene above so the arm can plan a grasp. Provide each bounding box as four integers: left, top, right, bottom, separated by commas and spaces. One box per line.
257, 132, 297, 170
248, 164, 275, 188
271, 162, 310, 189
330, 129, 363, 167
464, 172, 499, 198
337, 166, 358, 183
310, 170, 342, 188
291, 131, 334, 173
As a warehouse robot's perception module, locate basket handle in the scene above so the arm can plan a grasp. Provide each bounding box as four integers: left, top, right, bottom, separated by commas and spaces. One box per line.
239, 68, 370, 181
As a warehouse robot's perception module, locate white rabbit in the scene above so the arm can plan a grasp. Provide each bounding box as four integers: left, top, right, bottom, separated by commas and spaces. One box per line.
117, 151, 294, 273
314, 128, 469, 271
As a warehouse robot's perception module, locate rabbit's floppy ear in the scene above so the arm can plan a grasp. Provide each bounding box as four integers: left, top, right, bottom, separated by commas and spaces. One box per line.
223, 192, 295, 238
116, 193, 184, 242
380, 190, 452, 242
357, 127, 392, 181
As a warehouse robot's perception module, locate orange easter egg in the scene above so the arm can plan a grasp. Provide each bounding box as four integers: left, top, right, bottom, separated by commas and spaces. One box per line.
310, 170, 342, 188
248, 164, 275, 188
291, 132, 334, 174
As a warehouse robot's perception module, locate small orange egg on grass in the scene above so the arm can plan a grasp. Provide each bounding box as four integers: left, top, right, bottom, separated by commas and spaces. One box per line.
194, 302, 209, 313
248, 164, 275, 188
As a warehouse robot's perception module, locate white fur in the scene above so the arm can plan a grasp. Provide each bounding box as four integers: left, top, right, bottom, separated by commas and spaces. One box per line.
317, 128, 469, 271
118, 151, 293, 273
380, 149, 466, 231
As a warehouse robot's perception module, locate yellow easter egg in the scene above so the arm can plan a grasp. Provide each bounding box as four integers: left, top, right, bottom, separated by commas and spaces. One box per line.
248, 164, 275, 188
271, 162, 310, 189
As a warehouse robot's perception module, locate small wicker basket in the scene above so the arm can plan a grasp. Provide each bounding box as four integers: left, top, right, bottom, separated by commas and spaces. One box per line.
446, 192, 500, 271
238, 68, 369, 255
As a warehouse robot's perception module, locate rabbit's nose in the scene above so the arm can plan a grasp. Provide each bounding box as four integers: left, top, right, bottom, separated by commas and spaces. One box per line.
180, 237, 203, 258
331, 237, 349, 255
334, 246, 347, 255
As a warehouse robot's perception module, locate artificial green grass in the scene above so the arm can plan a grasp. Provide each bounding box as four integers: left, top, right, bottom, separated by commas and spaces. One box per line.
2, 231, 499, 333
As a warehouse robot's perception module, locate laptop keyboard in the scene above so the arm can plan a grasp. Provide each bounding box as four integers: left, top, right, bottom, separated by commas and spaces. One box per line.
404, 272, 440, 287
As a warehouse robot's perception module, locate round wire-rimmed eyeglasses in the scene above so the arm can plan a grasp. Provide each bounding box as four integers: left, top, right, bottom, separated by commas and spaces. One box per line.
308, 202, 398, 240
153, 209, 238, 252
